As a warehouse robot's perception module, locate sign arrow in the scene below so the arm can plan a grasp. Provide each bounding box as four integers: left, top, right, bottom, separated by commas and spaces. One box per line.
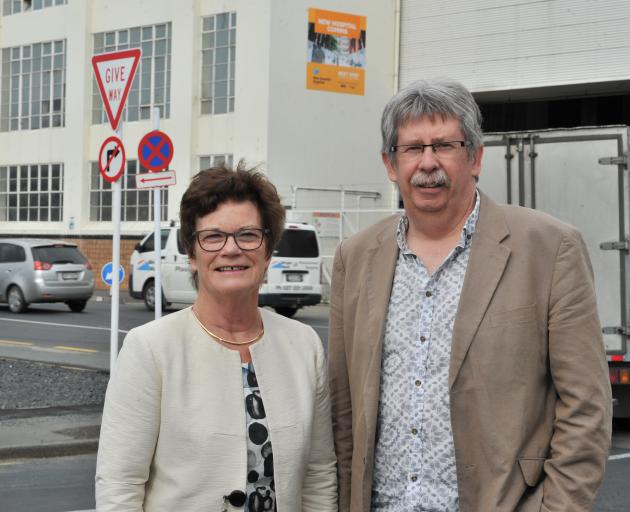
135, 170, 177, 189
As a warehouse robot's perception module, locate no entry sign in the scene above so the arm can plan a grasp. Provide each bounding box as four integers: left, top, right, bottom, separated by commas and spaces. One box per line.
92, 49, 141, 131
138, 130, 174, 172
98, 136, 126, 183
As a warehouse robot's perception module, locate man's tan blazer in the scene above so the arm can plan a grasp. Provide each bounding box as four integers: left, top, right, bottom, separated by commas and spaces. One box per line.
329, 191, 612, 512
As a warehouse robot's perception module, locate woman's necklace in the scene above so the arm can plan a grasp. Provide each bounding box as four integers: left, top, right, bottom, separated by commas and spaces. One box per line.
191, 308, 264, 346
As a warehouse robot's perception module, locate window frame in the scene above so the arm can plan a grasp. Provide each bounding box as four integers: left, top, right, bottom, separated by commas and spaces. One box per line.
200, 12, 236, 115
89, 159, 167, 222
0, 163, 64, 221
92, 22, 172, 125
0, 39, 66, 131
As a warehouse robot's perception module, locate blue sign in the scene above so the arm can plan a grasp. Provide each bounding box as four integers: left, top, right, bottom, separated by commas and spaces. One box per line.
138, 130, 174, 172
101, 262, 125, 286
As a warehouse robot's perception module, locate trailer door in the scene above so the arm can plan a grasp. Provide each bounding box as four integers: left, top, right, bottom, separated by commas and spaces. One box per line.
482, 127, 629, 357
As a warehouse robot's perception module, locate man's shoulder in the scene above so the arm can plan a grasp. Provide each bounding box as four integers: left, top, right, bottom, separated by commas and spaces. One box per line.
339, 214, 399, 254
497, 202, 579, 236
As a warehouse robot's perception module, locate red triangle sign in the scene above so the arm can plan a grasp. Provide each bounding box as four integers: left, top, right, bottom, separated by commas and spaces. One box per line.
92, 49, 141, 131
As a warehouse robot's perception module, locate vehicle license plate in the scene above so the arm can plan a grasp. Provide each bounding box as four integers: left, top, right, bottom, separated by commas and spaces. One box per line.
61, 272, 79, 280
286, 273, 303, 282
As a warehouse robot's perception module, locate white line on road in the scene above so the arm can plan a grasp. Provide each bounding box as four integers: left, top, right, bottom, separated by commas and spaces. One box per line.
0, 316, 128, 334
609, 452, 630, 461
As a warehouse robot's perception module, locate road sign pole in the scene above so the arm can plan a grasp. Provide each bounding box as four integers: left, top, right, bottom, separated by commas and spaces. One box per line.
152, 108, 162, 319
110, 122, 123, 374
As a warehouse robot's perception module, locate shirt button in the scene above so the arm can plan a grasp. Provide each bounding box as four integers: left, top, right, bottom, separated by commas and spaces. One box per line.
411, 475, 418, 482
425, 291, 432, 297
415, 379, 421, 387
420, 336, 426, 342
411, 428, 418, 435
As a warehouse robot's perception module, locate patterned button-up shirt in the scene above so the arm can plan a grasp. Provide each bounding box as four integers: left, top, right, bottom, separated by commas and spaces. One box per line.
371, 192, 480, 511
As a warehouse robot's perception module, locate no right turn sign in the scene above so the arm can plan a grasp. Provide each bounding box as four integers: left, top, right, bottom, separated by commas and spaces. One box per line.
98, 136, 126, 183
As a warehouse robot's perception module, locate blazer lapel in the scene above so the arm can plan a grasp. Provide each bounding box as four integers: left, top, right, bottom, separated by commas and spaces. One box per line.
449, 193, 511, 389
363, 218, 399, 427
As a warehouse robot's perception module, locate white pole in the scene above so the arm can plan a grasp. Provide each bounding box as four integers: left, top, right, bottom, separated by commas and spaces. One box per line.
152, 107, 162, 319
110, 122, 123, 374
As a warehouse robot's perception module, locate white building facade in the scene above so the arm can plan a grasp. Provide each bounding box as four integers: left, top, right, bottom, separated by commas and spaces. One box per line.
0, 0, 398, 245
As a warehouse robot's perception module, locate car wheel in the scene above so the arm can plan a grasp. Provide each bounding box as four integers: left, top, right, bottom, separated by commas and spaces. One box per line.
7, 286, 27, 313
143, 280, 167, 311
274, 306, 298, 318
67, 299, 87, 313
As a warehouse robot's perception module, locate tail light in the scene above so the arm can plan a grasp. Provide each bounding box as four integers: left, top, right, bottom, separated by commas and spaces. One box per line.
85, 261, 93, 270
610, 367, 630, 385
34, 260, 52, 271
611, 355, 624, 362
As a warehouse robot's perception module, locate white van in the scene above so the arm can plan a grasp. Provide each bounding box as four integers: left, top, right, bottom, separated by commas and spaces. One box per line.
128, 222, 195, 310
129, 222, 322, 316
259, 222, 322, 317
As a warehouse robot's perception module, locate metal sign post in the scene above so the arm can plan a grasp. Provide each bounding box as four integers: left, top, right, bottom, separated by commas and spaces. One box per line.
151, 107, 162, 319
92, 48, 141, 374
110, 123, 123, 373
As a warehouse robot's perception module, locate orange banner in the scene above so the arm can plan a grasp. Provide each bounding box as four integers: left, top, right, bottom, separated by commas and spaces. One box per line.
307, 8, 366, 96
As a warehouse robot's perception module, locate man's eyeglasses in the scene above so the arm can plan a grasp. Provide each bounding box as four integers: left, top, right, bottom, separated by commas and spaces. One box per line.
194, 228, 269, 252
390, 140, 472, 161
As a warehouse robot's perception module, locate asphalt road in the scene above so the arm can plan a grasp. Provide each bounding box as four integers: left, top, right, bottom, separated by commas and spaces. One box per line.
1, 298, 629, 511
0, 296, 330, 370
1, 435, 630, 512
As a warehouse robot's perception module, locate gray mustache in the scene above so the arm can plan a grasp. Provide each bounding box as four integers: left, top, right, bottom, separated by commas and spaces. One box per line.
410, 169, 451, 188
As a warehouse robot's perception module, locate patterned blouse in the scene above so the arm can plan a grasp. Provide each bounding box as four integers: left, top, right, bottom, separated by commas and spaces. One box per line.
242, 362, 276, 511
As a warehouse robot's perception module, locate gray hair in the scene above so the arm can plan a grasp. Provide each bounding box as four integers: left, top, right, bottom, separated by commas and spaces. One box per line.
381, 78, 483, 161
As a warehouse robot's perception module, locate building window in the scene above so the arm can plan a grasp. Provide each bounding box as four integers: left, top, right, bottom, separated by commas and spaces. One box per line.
0, 164, 63, 221
92, 23, 171, 124
199, 154, 233, 170
201, 12, 236, 115
0, 39, 66, 131
2, 0, 66, 16
89, 160, 167, 222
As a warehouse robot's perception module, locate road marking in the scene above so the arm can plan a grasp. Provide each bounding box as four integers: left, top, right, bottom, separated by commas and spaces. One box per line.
609, 452, 630, 461
0, 317, 128, 334
0, 339, 33, 347
54, 345, 99, 353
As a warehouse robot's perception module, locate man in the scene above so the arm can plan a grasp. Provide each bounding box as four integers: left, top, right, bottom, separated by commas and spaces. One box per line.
328, 78, 612, 512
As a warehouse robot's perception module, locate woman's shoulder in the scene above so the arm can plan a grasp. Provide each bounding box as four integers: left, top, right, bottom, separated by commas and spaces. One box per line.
260, 308, 322, 351
124, 308, 194, 349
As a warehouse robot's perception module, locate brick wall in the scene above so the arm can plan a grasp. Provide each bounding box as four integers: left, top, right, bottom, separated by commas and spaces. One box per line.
63, 237, 141, 291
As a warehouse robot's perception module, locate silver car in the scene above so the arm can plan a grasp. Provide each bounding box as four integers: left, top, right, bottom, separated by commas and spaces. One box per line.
0, 239, 94, 313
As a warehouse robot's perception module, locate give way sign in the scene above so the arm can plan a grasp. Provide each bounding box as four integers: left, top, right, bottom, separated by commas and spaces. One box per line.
92, 49, 141, 131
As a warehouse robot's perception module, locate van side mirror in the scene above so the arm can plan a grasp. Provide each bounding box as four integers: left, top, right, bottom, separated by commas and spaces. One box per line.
135, 243, 141, 251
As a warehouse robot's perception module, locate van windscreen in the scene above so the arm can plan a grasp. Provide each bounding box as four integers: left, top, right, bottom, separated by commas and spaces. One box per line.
274, 230, 319, 258
32, 246, 86, 264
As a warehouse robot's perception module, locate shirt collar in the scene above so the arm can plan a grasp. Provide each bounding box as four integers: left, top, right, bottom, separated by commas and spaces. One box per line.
396, 190, 481, 256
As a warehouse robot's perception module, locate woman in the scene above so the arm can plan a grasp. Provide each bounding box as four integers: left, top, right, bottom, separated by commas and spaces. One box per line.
96, 162, 337, 511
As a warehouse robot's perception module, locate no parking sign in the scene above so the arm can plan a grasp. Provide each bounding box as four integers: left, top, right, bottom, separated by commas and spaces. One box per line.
138, 130, 174, 172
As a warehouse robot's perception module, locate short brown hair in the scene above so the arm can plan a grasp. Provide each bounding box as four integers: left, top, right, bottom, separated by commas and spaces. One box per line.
180, 161, 286, 261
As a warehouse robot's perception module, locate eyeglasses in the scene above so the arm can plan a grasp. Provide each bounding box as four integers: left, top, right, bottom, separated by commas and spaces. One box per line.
194, 228, 269, 252
390, 140, 472, 161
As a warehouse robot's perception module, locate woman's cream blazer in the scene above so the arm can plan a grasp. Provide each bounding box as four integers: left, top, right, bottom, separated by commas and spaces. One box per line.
96, 307, 337, 511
